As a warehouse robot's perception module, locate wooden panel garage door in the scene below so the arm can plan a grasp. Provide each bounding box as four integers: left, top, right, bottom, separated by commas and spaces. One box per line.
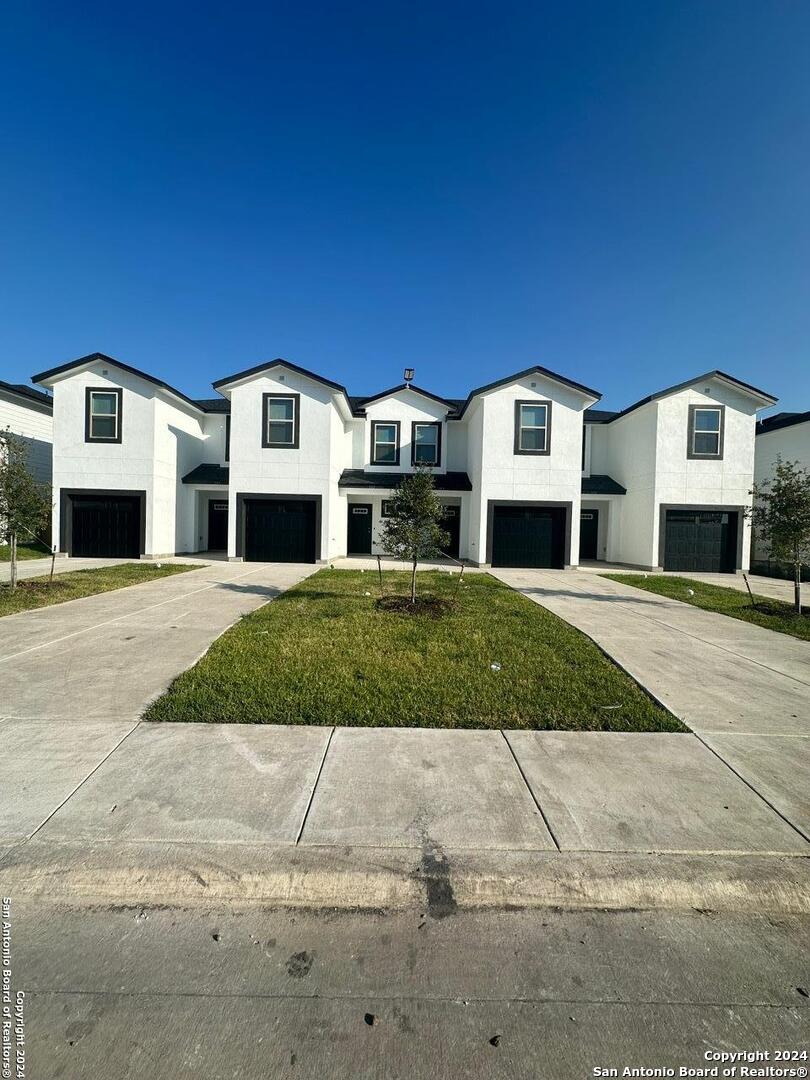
491, 506, 566, 568
663, 510, 738, 573
244, 499, 317, 563
70, 495, 142, 558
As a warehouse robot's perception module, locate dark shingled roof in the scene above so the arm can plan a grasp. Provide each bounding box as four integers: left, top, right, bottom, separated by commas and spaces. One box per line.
581, 474, 626, 495
194, 398, 230, 413
182, 464, 229, 485
339, 469, 472, 491
756, 410, 810, 435
584, 408, 618, 423
0, 379, 53, 409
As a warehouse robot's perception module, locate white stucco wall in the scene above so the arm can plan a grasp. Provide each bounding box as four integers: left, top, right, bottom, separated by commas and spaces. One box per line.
44, 360, 209, 555
602, 405, 658, 566
49, 363, 157, 553
360, 391, 451, 474
0, 391, 53, 485
599, 379, 761, 569
752, 419, 810, 561
152, 397, 206, 554
464, 401, 485, 563
653, 383, 758, 570
470, 374, 591, 565
201, 414, 229, 464
225, 367, 351, 560
755, 421, 810, 482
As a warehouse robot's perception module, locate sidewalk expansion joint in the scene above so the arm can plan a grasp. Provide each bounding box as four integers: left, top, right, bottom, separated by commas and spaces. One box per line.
23, 720, 143, 844
295, 726, 334, 845
500, 729, 561, 851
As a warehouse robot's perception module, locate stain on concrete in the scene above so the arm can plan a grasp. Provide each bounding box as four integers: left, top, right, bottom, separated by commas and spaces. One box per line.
418, 845, 458, 919
286, 950, 314, 978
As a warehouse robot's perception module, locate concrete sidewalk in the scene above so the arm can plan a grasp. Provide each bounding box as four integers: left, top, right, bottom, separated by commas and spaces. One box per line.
0, 560, 316, 720
494, 567, 810, 842
1, 720, 807, 912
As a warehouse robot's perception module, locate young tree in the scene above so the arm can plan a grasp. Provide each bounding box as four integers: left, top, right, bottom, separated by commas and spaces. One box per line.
748, 456, 810, 614
0, 427, 51, 590
378, 468, 451, 603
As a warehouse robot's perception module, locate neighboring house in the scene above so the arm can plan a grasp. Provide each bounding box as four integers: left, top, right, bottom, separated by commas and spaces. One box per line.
33, 353, 776, 571
0, 378, 53, 484
752, 409, 810, 565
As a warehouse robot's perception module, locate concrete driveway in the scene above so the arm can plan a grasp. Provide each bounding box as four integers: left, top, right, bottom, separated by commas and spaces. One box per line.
493, 568, 810, 840
0, 560, 316, 721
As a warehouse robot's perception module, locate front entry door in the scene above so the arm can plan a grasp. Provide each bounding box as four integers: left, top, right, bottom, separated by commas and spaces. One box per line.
208, 500, 229, 551
579, 509, 599, 560
441, 505, 461, 558
348, 504, 373, 554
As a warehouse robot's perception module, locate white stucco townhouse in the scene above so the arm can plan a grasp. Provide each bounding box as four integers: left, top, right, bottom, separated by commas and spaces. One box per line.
752, 408, 810, 566
33, 353, 777, 573
0, 378, 53, 484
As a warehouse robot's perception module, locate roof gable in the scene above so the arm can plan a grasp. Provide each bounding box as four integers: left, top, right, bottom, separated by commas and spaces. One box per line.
455, 365, 602, 418
32, 353, 204, 414
213, 357, 348, 395
353, 383, 457, 415
606, 370, 777, 424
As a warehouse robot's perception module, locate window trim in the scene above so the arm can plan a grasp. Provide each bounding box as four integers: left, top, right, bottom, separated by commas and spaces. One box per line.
410, 420, 442, 467
262, 393, 300, 449
687, 403, 725, 460
225, 414, 231, 462
370, 420, 401, 466
84, 387, 123, 444
381, 499, 395, 517
514, 399, 552, 456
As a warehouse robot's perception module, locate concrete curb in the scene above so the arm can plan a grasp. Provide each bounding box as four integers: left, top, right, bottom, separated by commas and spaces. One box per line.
3, 841, 810, 916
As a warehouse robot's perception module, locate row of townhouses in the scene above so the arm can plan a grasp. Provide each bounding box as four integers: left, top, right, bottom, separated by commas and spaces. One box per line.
3, 353, 805, 572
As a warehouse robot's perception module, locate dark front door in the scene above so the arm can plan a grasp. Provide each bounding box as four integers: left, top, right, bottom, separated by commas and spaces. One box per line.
491, 505, 566, 569
244, 498, 318, 562
207, 500, 228, 551
347, 504, 373, 554
70, 495, 141, 558
579, 509, 599, 560
663, 509, 738, 573
441, 505, 460, 558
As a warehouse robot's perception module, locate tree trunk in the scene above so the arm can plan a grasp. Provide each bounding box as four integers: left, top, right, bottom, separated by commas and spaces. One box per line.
9, 532, 18, 591
795, 560, 802, 616
411, 557, 417, 603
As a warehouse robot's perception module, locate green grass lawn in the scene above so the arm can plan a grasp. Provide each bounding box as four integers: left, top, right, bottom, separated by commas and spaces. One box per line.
603, 574, 810, 643
0, 562, 197, 617
145, 569, 682, 731
0, 541, 51, 561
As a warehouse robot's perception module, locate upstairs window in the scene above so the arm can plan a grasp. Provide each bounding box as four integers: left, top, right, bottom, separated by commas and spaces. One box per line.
371, 421, 400, 465
411, 421, 441, 466
262, 393, 300, 448
514, 400, 551, 455
85, 388, 122, 443
688, 405, 724, 459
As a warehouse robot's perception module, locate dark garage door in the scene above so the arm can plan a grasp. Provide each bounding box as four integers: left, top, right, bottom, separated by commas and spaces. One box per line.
70, 495, 142, 558
491, 505, 566, 568
663, 510, 738, 573
244, 498, 317, 563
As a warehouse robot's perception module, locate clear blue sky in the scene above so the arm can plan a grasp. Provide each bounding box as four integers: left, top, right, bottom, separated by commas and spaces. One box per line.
1, 1, 808, 412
